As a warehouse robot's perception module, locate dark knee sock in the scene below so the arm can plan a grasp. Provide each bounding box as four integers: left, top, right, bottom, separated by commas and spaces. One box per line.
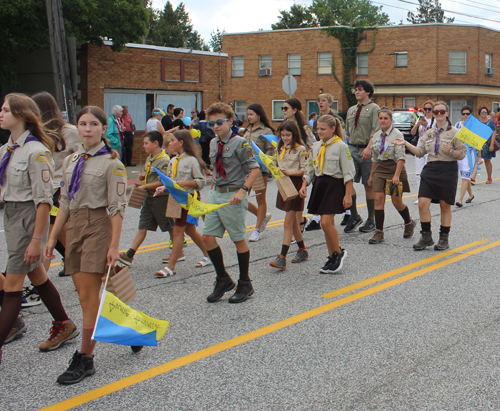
237, 251, 250, 281
0, 289, 4, 307
81, 326, 97, 356
421, 222, 431, 232
281, 244, 290, 256
297, 240, 306, 250
0, 291, 22, 348
440, 225, 450, 234
374, 210, 385, 231
36, 279, 68, 322
207, 246, 229, 278
126, 248, 136, 258
398, 206, 411, 224
349, 194, 359, 218
55, 240, 66, 259
367, 199, 375, 221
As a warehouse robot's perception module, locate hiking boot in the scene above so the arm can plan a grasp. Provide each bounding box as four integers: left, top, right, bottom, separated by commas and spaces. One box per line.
404, 219, 416, 238
413, 231, 434, 250
369, 230, 384, 244
5, 316, 27, 344
340, 214, 351, 226
228, 280, 254, 304
292, 248, 309, 263
344, 215, 363, 233
207, 277, 236, 303
434, 232, 450, 250
39, 320, 79, 352
270, 255, 286, 270
118, 252, 134, 267
57, 351, 95, 385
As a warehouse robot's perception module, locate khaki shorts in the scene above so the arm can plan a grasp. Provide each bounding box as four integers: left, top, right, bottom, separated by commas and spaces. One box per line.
66, 207, 111, 275
138, 195, 174, 232
349, 145, 373, 186
4, 201, 48, 274
202, 189, 248, 242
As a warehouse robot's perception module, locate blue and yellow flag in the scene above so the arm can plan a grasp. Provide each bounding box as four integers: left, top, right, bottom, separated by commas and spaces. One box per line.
188, 191, 229, 218
251, 141, 285, 179
92, 291, 169, 346
456, 115, 492, 150
261, 134, 279, 148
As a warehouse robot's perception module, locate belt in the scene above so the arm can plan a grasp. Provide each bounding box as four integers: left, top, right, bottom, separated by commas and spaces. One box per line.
349, 144, 367, 149
70, 207, 108, 218
214, 186, 240, 193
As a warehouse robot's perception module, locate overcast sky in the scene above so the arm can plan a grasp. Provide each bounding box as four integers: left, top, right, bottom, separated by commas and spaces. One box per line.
151, 0, 500, 43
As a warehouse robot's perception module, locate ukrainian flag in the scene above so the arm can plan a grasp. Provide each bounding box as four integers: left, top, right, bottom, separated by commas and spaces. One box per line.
456, 115, 492, 150
251, 142, 285, 179
92, 291, 169, 346
188, 191, 229, 218
260, 134, 279, 148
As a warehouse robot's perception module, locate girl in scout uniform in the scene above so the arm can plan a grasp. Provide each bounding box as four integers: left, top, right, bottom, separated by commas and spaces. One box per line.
269, 122, 308, 270
394, 101, 466, 251
0, 93, 77, 365
367, 107, 414, 244
299, 115, 355, 274
44, 106, 127, 384
154, 129, 210, 277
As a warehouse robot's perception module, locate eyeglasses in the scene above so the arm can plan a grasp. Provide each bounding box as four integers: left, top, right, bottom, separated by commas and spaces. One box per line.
208, 119, 229, 127
281, 106, 289, 111
423, 107, 432, 111
480, 111, 488, 114
433, 110, 447, 115
462, 112, 471, 116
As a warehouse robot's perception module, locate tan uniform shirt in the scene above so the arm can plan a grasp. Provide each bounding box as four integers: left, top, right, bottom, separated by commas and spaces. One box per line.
304, 137, 356, 185
52, 124, 81, 190
168, 152, 206, 193
416, 127, 466, 161
144, 151, 170, 197
277, 144, 308, 172
59, 141, 127, 218
371, 127, 406, 163
0, 130, 54, 207
244, 123, 275, 156
345, 100, 381, 145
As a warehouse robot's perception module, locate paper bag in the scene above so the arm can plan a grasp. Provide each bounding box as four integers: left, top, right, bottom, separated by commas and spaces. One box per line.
128, 186, 147, 209
165, 194, 183, 219
276, 175, 299, 202
102, 266, 136, 303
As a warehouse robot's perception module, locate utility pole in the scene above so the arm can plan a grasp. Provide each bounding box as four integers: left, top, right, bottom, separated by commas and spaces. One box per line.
45, 0, 76, 124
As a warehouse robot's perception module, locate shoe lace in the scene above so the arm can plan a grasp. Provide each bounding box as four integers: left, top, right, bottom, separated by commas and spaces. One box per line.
48, 324, 63, 341
22, 286, 32, 298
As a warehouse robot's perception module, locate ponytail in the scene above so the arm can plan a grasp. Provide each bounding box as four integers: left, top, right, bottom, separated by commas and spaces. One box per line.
102, 136, 119, 159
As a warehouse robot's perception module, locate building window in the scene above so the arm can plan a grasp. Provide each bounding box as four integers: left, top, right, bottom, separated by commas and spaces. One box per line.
486, 53, 494, 75
492, 102, 500, 113
395, 52, 408, 67
259, 55, 272, 76
232, 56, 244, 77
357, 53, 368, 75
318, 52, 332, 74
403, 97, 415, 108
234, 100, 247, 121
449, 51, 466, 74
288, 54, 301, 76
273, 100, 286, 121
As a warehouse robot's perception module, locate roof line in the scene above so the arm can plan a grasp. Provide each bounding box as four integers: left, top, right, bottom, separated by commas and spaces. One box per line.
102, 40, 228, 57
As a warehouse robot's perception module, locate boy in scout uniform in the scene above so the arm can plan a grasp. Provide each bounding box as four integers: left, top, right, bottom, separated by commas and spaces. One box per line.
119, 131, 174, 266
202, 103, 260, 304
344, 79, 381, 234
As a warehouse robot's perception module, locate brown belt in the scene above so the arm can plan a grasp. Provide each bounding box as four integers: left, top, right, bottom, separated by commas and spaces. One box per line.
214, 186, 240, 193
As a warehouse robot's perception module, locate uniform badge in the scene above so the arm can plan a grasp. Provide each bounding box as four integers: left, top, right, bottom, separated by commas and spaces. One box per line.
346, 147, 352, 160
241, 141, 249, 150
366, 108, 369, 112
226, 147, 230, 151
35, 152, 50, 163
117, 182, 125, 196
72, 153, 80, 162
60, 181, 64, 187
112, 166, 127, 178
384, 152, 389, 158
42, 169, 50, 183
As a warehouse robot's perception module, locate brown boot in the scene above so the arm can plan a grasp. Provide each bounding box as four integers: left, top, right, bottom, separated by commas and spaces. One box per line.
413, 231, 434, 250
369, 230, 384, 244
434, 232, 449, 250
404, 219, 416, 238
39, 320, 79, 352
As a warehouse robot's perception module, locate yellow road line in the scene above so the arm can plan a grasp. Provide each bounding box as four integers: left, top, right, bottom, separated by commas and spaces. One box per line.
40, 239, 500, 411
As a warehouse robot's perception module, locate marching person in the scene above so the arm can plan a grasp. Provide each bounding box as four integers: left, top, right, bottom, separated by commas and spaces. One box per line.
0, 93, 78, 365
477, 106, 496, 184
44, 106, 128, 384
367, 107, 414, 244
393, 101, 465, 251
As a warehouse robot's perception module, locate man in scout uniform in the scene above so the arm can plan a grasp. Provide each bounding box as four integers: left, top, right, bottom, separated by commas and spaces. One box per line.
344, 79, 381, 234
202, 103, 260, 304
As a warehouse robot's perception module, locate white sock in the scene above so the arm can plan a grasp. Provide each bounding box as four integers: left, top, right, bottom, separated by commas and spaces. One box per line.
312, 215, 321, 223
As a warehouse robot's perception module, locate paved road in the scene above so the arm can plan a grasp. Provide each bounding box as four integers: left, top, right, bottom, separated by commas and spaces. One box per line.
2, 155, 500, 411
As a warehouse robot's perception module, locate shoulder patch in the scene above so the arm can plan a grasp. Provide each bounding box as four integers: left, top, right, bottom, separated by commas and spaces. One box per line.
112, 166, 127, 178
241, 140, 250, 150
345, 147, 352, 160
35, 152, 50, 163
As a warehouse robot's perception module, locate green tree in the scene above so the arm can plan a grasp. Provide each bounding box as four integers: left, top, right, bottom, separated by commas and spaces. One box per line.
407, 0, 455, 23
310, 0, 390, 27
209, 28, 225, 52
271, 4, 318, 30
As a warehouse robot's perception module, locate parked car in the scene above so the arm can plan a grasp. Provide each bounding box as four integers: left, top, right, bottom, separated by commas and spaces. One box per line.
392, 108, 424, 145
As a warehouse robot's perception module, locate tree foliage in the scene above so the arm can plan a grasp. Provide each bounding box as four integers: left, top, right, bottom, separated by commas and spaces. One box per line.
271, 4, 318, 30
407, 0, 454, 23
209, 28, 225, 53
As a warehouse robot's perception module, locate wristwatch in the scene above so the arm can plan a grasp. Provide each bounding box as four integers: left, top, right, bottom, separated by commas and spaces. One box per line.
241, 184, 249, 191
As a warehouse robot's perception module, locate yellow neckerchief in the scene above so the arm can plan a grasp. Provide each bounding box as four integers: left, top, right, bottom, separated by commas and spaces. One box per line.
315, 137, 342, 173
279, 145, 290, 162
171, 155, 180, 178
143, 150, 169, 183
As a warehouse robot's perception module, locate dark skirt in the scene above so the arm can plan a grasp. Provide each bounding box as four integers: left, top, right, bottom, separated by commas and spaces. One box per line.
372, 160, 411, 193
419, 161, 458, 205
276, 175, 304, 212
307, 175, 345, 215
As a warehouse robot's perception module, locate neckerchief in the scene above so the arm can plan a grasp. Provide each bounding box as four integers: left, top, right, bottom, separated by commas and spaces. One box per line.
171, 155, 180, 179
279, 145, 290, 162
354, 101, 373, 129
315, 137, 342, 173
0, 133, 39, 186
215, 134, 236, 179
433, 128, 445, 155
144, 150, 169, 183
380, 127, 394, 155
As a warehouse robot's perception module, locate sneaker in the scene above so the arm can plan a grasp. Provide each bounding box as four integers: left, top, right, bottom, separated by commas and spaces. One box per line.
340, 214, 350, 226
168, 240, 173, 249
320, 249, 347, 274
270, 255, 286, 270
57, 264, 68, 277
118, 252, 134, 267
369, 230, 384, 244
344, 215, 363, 233
39, 320, 79, 352
359, 219, 376, 233
260, 213, 272, 233
486, 178, 493, 184
21, 285, 42, 308
162, 251, 185, 264
292, 248, 309, 263
305, 219, 321, 231
57, 350, 95, 385
249, 229, 261, 242
5, 316, 27, 344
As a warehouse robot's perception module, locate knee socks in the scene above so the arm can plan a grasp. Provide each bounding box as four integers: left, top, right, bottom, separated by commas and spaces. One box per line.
440, 225, 450, 234
0, 291, 22, 348
421, 222, 431, 232
367, 199, 375, 222
237, 251, 250, 281
374, 210, 385, 231
36, 279, 68, 322
281, 244, 290, 257
207, 246, 229, 278
81, 326, 97, 356
398, 206, 411, 225
350, 194, 359, 218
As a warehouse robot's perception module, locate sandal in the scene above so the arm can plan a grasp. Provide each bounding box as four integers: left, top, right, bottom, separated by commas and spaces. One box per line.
162, 252, 185, 264
196, 257, 212, 268
154, 267, 176, 277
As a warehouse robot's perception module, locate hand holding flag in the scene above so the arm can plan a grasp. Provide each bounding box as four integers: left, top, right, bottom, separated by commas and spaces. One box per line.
251, 141, 285, 179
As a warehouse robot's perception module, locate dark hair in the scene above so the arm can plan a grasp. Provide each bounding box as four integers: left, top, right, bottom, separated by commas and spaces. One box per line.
172, 130, 208, 174
461, 105, 473, 115
144, 130, 163, 146
76, 106, 118, 159
284, 98, 309, 148
478, 106, 489, 116
354, 79, 375, 98
198, 110, 206, 121
433, 101, 452, 131
191, 109, 199, 117
31, 91, 66, 152
247, 103, 275, 134
4, 93, 55, 151
173, 107, 184, 117
309, 112, 317, 120
167, 104, 175, 111
277, 121, 303, 154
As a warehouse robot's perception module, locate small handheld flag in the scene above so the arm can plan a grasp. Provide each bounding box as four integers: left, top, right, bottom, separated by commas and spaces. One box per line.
260, 134, 279, 148
456, 115, 492, 150
251, 142, 285, 179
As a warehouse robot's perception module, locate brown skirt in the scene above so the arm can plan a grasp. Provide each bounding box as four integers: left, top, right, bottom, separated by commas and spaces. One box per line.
276, 175, 304, 212
372, 160, 410, 193
307, 175, 346, 215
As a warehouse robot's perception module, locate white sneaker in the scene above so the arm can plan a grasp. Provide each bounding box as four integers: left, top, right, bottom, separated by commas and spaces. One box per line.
260, 213, 272, 233
414, 199, 419, 204
249, 229, 261, 242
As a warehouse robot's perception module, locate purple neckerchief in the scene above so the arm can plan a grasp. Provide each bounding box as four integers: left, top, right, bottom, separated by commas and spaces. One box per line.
67, 145, 110, 200
433, 128, 444, 155
0, 133, 39, 186
380, 127, 394, 154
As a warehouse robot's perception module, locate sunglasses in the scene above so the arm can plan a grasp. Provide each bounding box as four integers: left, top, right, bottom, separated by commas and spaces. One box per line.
462, 112, 471, 116
480, 111, 488, 114
423, 107, 432, 111
433, 109, 447, 115
208, 119, 228, 127
281, 106, 289, 111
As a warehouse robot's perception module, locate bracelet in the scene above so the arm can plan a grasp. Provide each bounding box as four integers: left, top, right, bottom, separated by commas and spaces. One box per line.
32, 237, 42, 241
450, 150, 454, 157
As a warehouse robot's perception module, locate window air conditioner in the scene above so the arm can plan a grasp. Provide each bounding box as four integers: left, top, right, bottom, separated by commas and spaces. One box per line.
259, 68, 271, 76
486, 67, 495, 75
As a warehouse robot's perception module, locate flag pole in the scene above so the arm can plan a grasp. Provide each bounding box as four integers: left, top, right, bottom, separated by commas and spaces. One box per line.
103, 264, 113, 290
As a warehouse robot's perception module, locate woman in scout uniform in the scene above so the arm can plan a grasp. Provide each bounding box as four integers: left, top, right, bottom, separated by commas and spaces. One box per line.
367, 107, 414, 244
299, 115, 355, 274
244, 103, 275, 242
394, 101, 465, 251
269, 121, 308, 270
44, 106, 127, 384
154, 129, 210, 277
0, 93, 77, 365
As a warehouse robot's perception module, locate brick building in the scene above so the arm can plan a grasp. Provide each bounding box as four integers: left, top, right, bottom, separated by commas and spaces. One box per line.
222, 23, 500, 127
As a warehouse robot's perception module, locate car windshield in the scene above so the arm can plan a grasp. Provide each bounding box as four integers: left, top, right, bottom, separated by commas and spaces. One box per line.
393, 112, 414, 123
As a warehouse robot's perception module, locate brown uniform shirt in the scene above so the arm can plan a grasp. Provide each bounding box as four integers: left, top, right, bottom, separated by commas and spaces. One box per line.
371, 127, 406, 163
144, 150, 170, 197
52, 124, 81, 190
244, 123, 275, 156
345, 100, 381, 145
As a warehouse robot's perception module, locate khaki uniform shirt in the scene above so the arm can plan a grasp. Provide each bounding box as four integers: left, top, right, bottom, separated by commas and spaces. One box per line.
345, 100, 381, 145
144, 151, 170, 197
244, 123, 275, 156
168, 152, 206, 193
371, 127, 406, 163
304, 137, 356, 185
277, 144, 308, 172
59, 141, 127, 218
417, 127, 466, 161
0, 130, 54, 207
210, 131, 259, 188
52, 124, 81, 190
